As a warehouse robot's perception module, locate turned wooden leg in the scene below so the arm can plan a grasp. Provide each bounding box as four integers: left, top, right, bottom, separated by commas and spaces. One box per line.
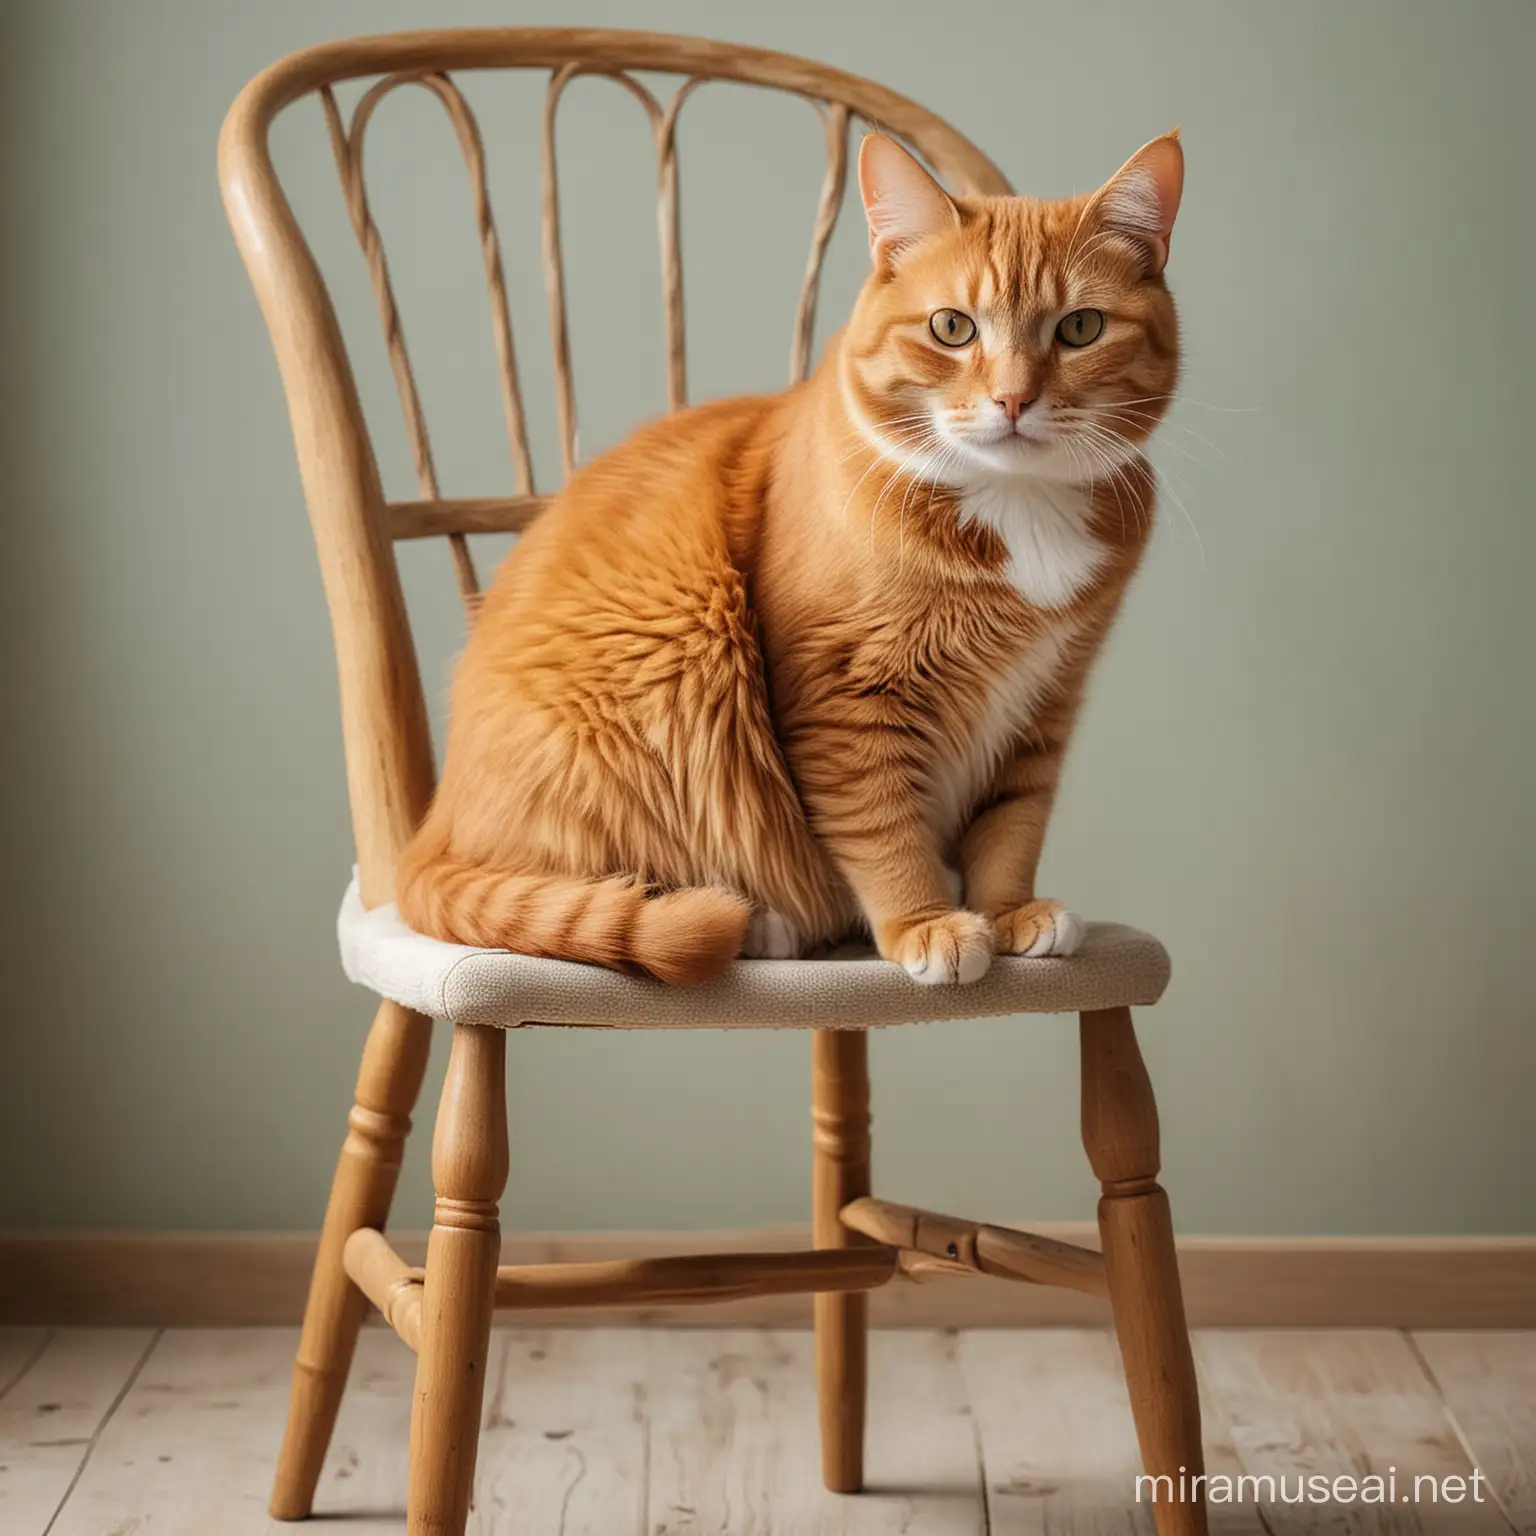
271, 1000, 432, 1520
812, 1029, 871, 1494
407, 1023, 508, 1536
1080, 1007, 1206, 1536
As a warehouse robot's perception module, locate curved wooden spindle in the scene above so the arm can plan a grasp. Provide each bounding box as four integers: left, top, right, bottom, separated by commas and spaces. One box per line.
324, 73, 537, 611
543, 66, 670, 479
540, 66, 580, 482
413, 75, 536, 498
543, 65, 727, 474
321, 82, 473, 606
653, 77, 708, 411
792, 102, 850, 383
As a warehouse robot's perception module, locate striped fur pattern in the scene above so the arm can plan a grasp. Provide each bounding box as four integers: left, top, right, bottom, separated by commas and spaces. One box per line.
398, 132, 1184, 984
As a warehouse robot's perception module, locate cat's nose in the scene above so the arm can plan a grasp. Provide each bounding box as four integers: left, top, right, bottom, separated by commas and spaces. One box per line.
993, 392, 1036, 422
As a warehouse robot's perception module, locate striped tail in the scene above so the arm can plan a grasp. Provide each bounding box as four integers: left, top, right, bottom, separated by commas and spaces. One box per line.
396, 843, 751, 986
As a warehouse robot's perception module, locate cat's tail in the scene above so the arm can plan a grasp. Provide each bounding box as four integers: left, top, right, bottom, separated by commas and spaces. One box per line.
396, 844, 751, 986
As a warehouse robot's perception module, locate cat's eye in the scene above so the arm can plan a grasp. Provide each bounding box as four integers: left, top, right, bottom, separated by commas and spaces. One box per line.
1056, 309, 1105, 347
929, 308, 977, 347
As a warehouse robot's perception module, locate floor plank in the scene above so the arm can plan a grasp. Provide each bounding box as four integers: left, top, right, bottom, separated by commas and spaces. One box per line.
0, 1331, 52, 1402
471, 1330, 650, 1535
1197, 1330, 1514, 1534
45, 1328, 292, 1536
1414, 1332, 1536, 1535
1190, 1345, 1273, 1536
17, 1326, 1532, 1536
646, 1328, 985, 1534
310, 1328, 657, 1533
960, 1329, 1267, 1536
962, 1328, 1209, 1534
45, 1327, 426, 1535
315, 1327, 416, 1529
0, 1328, 156, 1533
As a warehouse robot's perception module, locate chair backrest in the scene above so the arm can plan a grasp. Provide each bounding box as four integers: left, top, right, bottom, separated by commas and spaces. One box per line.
218, 28, 1010, 908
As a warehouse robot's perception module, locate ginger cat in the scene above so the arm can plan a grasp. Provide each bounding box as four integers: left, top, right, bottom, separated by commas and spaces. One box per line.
398, 130, 1183, 985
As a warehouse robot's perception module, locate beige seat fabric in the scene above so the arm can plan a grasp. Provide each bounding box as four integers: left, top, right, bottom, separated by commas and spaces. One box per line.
338, 876, 1170, 1029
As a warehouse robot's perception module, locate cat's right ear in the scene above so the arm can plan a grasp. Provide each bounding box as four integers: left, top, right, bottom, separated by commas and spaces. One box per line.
1083, 131, 1185, 276
858, 134, 958, 272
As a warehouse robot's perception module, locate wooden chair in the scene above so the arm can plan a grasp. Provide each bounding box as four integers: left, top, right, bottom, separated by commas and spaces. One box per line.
219, 28, 1208, 1536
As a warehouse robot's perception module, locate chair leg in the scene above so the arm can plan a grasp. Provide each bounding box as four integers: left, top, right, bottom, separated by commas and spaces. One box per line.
1080, 1007, 1207, 1536
407, 1023, 508, 1536
271, 1000, 433, 1520
812, 1029, 871, 1494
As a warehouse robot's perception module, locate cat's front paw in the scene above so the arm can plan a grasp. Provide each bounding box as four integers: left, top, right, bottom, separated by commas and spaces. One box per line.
886, 910, 995, 985
992, 899, 1085, 958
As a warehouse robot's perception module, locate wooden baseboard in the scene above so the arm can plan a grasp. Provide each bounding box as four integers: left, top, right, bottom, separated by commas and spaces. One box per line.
2, 1226, 1532, 1329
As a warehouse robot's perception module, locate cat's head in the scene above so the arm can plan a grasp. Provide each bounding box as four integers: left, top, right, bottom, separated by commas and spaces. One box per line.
842, 132, 1183, 487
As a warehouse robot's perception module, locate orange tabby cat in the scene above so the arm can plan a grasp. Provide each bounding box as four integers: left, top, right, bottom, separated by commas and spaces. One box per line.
398, 130, 1183, 985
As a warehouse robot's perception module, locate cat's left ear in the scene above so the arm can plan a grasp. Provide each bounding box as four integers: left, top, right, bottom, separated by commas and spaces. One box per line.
858, 133, 959, 271
1085, 130, 1184, 276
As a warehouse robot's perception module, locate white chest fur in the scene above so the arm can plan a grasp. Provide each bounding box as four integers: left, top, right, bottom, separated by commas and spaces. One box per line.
959, 476, 1105, 611
929, 619, 1079, 840
929, 479, 1103, 840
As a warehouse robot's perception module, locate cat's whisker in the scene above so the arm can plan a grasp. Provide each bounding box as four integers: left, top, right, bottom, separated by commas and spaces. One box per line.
1055, 432, 1105, 525
906, 438, 958, 504
897, 434, 951, 529
1151, 465, 1206, 567
1074, 411, 1225, 475
1060, 404, 1231, 465
1079, 392, 1257, 416
885, 444, 947, 556
919, 439, 965, 516
923, 442, 964, 521
836, 416, 941, 463
841, 424, 947, 553
838, 432, 930, 534
1092, 452, 1138, 542
898, 458, 934, 554
1070, 421, 1206, 565
1072, 433, 1134, 542
1060, 426, 1153, 541
865, 434, 948, 564
844, 452, 917, 542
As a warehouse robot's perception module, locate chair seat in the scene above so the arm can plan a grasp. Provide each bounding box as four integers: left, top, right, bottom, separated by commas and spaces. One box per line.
338, 877, 1170, 1029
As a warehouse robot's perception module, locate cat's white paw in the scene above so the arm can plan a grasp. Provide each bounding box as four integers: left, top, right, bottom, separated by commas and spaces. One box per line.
994, 899, 1084, 958
890, 910, 995, 985
741, 907, 802, 959
1026, 906, 1084, 957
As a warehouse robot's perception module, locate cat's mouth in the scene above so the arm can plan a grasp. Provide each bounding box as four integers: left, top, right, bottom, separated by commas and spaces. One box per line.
948, 422, 1056, 462
933, 415, 1107, 485
943, 413, 1056, 450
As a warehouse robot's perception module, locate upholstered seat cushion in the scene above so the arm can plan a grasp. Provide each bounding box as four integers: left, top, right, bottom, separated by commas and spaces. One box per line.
337, 876, 1170, 1029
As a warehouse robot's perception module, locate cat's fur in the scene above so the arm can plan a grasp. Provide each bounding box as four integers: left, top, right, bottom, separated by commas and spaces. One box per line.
397, 131, 1184, 985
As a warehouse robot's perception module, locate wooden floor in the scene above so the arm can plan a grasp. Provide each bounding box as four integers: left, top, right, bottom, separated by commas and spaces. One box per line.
2, 1328, 1532, 1534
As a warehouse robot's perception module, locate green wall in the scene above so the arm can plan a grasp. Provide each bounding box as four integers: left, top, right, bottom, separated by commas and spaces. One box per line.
2, 0, 1532, 1236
